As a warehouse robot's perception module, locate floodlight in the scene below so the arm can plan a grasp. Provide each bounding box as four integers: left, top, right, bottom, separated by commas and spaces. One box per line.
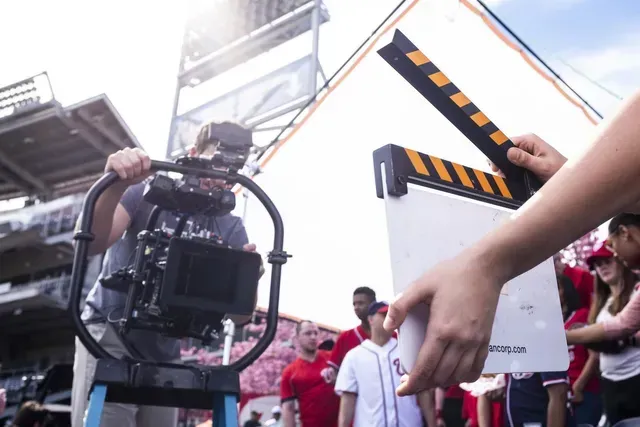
0, 72, 55, 121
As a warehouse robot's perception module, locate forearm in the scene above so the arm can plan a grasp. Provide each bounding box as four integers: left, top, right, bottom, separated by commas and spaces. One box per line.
417, 389, 436, 427
80, 183, 127, 255
603, 293, 640, 338
435, 387, 445, 412
282, 405, 296, 427
573, 350, 598, 390
566, 323, 607, 345
547, 396, 566, 427
470, 91, 640, 287
338, 394, 356, 427
477, 394, 491, 427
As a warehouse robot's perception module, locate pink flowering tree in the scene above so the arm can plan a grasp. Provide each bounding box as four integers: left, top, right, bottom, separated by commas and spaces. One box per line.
559, 229, 600, 269
179, 315, 337, 422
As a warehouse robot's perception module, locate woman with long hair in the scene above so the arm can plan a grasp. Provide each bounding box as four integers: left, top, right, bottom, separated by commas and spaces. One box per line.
584, 243, 640, 424
568, 214, 640, 344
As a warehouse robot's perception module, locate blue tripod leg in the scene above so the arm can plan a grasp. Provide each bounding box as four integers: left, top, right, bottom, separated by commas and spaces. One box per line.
85, 384, 107, 427
213, 392, 238, 427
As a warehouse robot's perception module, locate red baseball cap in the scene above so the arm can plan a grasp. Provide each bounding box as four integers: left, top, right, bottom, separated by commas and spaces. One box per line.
586, 242, 614, 270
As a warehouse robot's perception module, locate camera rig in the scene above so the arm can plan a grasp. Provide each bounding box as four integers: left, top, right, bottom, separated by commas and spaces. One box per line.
98, 155, 261, 345
68, 124, 289, 426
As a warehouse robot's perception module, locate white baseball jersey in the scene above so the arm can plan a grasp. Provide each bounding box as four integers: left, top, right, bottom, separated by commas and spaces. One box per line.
334, 337, 423, 427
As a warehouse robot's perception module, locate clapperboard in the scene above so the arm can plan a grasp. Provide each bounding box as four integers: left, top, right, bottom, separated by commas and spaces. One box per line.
373, 30, 568, 374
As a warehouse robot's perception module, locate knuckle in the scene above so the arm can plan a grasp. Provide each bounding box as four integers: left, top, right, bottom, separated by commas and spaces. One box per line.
434, 326, 457, 342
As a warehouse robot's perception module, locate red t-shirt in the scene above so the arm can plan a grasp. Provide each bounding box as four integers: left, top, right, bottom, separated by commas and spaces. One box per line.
563, 265, 594, 310
463, 391, 504, 427
280, 350, 340, 427
564, 308, 599, 393
328, 325, 369, 369
445, 384, 465, 399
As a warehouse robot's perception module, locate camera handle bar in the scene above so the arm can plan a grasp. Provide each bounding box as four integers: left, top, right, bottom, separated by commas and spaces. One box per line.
69, 160, 289, 427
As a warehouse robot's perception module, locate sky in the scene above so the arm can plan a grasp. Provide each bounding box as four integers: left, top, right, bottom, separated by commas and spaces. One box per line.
0, 0, 637, 326
484, 0, 640, 116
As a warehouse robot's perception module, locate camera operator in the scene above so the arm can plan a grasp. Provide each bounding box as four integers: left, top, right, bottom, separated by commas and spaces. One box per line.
71, 121, 260, 427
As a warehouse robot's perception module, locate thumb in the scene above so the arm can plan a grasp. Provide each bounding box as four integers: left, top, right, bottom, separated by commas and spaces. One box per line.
384, 283, 431, 331
506, 147, 540, 170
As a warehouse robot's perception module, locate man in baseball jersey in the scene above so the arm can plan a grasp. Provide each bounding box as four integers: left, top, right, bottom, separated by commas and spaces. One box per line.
334, 301, 436, 427
280, 320, 340, 427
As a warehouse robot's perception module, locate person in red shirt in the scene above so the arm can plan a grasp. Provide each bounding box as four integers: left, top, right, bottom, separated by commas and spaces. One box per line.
321, 287, 377, 383
558, 273, 602, 426
554, 253, 595, 309
281, 320, 340, 427
463, 388, 504, 427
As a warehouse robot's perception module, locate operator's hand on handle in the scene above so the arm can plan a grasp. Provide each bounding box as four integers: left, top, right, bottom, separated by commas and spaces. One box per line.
487, 134, 567, 183
105, 147, 153, 185
384, 254, 504, 395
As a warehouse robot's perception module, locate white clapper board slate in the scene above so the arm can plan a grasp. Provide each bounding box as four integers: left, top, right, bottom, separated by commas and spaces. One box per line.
382, 181, 569, 374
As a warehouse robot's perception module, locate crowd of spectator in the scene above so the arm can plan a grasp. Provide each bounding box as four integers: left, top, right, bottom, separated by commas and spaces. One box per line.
270, 217, 640, 427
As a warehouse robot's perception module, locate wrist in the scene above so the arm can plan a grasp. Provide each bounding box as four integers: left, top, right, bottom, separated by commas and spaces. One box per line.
464, 243, 515, 293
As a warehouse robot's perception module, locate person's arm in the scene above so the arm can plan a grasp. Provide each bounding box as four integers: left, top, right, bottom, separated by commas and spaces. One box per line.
280, 367, 297, 427
435, 388, 445, 424
78, 148, 151, 255
545, 381, 568, 427
566, 323, 607, 344
417, 389, 437, 427
322, 332, 346, 384
571, 349, 598, 402
602, 291, 640, 338
567, 322, 640, 345
476, 394, 491, 427
328, 332, 346, 370
338, 393, 357, 427
281, 401, 296, 427
334, 352, 358, 426
384, 91, 640, 394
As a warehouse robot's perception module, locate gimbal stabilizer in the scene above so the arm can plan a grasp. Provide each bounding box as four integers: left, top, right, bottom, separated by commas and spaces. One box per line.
69, 159, 288, 427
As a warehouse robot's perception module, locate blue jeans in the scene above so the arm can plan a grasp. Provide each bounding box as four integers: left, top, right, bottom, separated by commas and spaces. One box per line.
573, 391, 603, 427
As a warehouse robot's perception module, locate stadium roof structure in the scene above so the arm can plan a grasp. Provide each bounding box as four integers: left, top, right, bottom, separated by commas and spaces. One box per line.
235, 0, 601, 330
179, 0, 330, 88
0, 74, 140, 202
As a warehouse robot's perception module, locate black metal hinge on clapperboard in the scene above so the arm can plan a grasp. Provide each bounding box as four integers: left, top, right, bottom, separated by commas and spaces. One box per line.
373, 30, 541, 210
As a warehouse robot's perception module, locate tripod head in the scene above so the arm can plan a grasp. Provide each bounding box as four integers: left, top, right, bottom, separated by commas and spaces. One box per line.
69, 157, 288, 372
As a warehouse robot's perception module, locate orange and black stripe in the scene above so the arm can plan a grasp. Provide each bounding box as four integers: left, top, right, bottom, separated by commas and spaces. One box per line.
403, 48, 510, 148
378, 30, 539, 193
404, 147, 514, 199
